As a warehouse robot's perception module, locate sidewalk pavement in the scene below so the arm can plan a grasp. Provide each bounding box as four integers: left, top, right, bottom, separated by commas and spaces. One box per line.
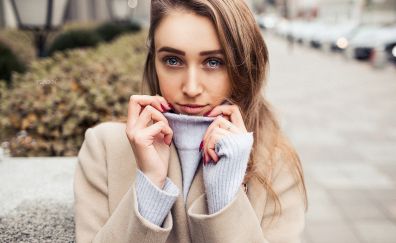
0, 157, 76, 242
265, 32, 396, 243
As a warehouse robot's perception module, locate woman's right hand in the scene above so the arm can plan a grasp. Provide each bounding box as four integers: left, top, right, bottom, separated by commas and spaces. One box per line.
125, 95, 173, 188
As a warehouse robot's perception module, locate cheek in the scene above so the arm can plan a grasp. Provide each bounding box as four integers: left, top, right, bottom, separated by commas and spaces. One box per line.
204, 73, 231, 98
156, 64, 182, 98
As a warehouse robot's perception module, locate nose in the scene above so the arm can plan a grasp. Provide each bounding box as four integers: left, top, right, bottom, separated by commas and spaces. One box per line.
182, 66, 202, 98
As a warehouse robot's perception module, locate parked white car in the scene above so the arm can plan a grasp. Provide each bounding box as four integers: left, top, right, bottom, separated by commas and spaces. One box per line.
369, 25, 396, 68
345, 24, 388, 60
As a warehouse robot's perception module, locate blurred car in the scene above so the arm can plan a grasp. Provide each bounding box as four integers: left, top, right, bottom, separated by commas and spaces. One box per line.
256, 14, 279, 30
310, 21, 357, 52
385, 41, 396, 64
310, 22, 333, 49
289, 21, 306, 44
296, 21, 325, 46
369, 25, 396, 67
328, 22, 359, 52
274, 19, 292, 38
345, 25, 385, 60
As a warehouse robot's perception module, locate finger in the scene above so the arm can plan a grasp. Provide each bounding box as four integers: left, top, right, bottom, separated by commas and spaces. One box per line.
206, 128, 230, 163
128, 95, 170, 125
127, 95, 165, 134
155, 94, 172, 110
142, 120, 173, 146
206, 104, 245, 130
207, 148, 219, 163
202, 116, 236, 145
135, 105, 169, 130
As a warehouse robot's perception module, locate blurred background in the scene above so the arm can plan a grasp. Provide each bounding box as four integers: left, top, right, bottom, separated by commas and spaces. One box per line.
0, 0, 395, 242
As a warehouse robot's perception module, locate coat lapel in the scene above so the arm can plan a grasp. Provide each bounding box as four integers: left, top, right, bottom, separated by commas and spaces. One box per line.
167, 143, 205, 242
167, 143, 192, 241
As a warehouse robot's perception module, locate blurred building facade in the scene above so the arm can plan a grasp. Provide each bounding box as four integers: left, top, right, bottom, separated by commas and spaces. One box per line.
274, 0, 396, 23
0, 0, 150, 28
0, 0, 254, 28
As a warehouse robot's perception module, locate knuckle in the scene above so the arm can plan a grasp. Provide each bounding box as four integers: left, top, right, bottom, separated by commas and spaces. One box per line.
132, 131, 145, 144
130, 95, 138, 102
144, 104, 153, 111
215, 116, 224, 122
213, 127, 220, 133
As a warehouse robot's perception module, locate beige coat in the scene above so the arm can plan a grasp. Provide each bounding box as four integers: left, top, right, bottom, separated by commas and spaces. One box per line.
74, 121, 306, 243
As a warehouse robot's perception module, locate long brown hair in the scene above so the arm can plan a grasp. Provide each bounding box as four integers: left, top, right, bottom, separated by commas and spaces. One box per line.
141, 0, 307, 223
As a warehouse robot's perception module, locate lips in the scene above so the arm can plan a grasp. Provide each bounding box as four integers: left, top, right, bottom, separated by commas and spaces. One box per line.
181, 104, 206, 108
178, 104, 207, 115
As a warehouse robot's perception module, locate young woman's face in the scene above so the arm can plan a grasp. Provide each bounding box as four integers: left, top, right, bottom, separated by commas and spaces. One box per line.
154, 10, 231, 116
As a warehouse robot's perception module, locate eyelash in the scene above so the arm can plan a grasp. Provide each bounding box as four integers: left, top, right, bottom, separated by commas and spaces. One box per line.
162, 56, 224, 69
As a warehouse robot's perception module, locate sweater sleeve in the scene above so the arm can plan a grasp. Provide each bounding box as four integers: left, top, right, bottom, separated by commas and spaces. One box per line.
74, 127, 176, 243
203, 132, 254, 214
135, 169, 179, 227
187, 143, 306, 243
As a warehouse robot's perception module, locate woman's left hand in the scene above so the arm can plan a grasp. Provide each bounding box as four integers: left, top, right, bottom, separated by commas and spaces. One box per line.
201, 103, 248, 165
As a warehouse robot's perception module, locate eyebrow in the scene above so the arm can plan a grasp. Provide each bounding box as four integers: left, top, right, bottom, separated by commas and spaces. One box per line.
157, 46, 224, 56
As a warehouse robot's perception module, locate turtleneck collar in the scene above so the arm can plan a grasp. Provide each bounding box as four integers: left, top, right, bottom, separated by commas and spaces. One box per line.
163, 111, 216, 202
163, 112, 215, 150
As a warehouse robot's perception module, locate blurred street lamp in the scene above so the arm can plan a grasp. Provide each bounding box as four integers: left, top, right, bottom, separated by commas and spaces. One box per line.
10, 0, 70, 57
107, 0, 135, 21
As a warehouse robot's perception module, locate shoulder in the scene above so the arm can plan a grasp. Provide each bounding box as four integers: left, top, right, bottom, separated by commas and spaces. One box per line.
85, 121, 127, 143
81, 121, 129, 155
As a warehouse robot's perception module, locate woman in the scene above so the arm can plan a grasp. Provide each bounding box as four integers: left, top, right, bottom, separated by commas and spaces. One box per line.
74, 0, 308, 242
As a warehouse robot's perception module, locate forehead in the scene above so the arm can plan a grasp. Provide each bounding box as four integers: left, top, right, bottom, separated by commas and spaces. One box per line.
154, 11, 222, 54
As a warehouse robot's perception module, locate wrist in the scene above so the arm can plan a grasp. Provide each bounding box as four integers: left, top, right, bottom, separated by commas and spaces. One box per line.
146, 174, 166, 189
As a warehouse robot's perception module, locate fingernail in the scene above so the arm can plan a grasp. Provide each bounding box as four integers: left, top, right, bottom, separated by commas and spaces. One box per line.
203, 111, 211, 116
160, 104, 166, 112
168, 103, 174, 110
199, 141, 203, 152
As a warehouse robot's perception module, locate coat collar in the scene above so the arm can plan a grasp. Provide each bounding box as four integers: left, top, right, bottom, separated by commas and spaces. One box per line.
168, 142, 205, 208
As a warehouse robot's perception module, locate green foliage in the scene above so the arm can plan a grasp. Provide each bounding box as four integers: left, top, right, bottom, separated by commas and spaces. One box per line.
47, 29, 103, 56
0, 41, 26, 87
0, 31, 148, 156
95, 20, 142, 42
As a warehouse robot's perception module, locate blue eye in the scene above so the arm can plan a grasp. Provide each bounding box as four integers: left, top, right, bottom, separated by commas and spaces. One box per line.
206, 59, 223, 68
164, 56, 181, 66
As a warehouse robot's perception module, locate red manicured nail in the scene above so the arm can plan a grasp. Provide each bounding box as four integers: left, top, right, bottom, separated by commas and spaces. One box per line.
160, 104, 166, 112
199, 141, 203, 151
203, 111, 211, 116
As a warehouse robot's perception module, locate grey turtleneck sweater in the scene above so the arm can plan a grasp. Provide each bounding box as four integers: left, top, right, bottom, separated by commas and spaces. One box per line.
135, 111, 254, 227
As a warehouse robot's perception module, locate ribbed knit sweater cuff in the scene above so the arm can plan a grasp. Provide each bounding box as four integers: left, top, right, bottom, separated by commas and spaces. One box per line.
203, 132, 254, 214
135, 169, 179, 226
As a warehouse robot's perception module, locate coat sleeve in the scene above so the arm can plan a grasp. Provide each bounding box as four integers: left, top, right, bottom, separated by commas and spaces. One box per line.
74, 127, 174, 243
186, 150, 306, 243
